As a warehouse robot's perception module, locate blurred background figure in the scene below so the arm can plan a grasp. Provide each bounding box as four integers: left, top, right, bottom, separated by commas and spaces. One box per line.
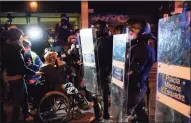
23, 39, 43, 68
114, 25, 124, 34
55, 13, 73, 52
22, 39, 43, 110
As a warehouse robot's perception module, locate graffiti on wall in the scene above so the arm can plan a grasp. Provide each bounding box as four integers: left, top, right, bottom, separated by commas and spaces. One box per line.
89, 14, 156, 34
89, 14, 130, 26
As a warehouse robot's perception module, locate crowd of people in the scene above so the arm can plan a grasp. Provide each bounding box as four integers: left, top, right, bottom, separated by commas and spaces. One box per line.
0, 13, 156, 123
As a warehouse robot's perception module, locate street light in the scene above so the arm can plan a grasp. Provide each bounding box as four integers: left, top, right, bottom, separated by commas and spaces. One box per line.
29, 1, 38, 12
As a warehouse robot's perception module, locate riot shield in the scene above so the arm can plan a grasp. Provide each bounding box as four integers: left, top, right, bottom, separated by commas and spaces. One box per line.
155, 11, 191, 122
79, 28, 100, 94
110, 34, 128, 122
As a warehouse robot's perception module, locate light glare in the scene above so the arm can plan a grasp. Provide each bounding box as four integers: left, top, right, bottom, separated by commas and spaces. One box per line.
27, 27, 43, 40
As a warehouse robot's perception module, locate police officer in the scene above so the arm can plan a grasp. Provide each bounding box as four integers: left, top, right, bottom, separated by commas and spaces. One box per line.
125, 19, 155, 122
93, 20, 113, 122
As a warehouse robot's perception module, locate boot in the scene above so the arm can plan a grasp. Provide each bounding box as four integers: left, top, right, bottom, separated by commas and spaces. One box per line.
90, 95, 102, 123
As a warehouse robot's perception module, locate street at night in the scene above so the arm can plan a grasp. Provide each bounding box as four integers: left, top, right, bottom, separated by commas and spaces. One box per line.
0, 1, 190, 123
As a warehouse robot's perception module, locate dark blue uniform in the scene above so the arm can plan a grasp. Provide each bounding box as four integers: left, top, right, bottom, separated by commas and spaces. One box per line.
126, 39, 155, 122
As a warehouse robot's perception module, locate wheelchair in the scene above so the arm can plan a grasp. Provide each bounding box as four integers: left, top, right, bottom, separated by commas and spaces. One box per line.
29, 75, 90, 123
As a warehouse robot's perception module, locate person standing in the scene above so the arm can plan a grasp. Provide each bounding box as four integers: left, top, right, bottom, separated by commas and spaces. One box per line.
55, 13, 73, 52
1, 28, 43, 122
125, 19, 155, 122
93, 20, 113, 122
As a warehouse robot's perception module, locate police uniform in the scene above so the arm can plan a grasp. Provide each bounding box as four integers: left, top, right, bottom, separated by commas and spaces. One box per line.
126, 38, 155, 122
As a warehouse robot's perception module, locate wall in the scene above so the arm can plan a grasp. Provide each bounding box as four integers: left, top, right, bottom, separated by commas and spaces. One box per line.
89, 14, 156, 33
0, 13, 80, 30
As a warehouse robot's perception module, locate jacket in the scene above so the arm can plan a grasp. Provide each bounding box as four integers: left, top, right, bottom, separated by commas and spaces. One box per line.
40, 64, 66, 85
24, 51, 43, 67
95, 36, 113, 77
2, 42, 36, 76
126, 41, 155, 87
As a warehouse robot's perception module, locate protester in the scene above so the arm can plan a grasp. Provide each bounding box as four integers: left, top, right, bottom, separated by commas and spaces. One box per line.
55, 13, 73, 52
1, 28, 43, 122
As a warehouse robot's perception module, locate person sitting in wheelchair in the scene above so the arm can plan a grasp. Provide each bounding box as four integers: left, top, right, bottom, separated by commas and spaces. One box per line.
40, 51, 95, 110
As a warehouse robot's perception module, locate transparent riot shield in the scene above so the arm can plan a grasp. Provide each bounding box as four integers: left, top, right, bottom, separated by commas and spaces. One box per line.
79, 28, 100, 94
155, 11, 191, 122
110, 34, 128, 122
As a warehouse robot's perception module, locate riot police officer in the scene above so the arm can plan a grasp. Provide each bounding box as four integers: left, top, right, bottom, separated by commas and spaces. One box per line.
93, 20, 113, 122
125, 18, 155, 122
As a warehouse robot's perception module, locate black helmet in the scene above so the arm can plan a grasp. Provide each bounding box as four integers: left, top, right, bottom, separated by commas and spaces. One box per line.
7, 28, 24, 41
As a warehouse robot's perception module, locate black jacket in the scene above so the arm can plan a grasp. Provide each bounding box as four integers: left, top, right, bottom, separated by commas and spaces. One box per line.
95, 36, 113, 78
40, 64, 66, 85
2, 42, 35, 76
55, 23, 73, 43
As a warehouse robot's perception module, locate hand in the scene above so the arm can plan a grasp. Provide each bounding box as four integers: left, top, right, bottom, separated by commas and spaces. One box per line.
26, 60, 32, 66
77, 60, 83, 65
61, 53, 66, 58
127, 71, 133, 76
35, 72, 44, 76
56, 58, 64, 66
68, 49, 71, 55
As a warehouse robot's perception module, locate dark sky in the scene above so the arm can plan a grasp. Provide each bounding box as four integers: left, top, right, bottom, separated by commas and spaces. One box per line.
0, 1, 170, 15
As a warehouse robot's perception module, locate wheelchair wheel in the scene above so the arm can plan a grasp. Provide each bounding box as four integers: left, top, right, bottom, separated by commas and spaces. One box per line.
37, 91, 70, 123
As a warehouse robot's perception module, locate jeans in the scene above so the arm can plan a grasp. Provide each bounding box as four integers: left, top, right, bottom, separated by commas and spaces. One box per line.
9, 77, 29, 121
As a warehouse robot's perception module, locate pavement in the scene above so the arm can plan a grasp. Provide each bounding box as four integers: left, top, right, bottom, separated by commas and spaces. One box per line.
3, 102, 95, 123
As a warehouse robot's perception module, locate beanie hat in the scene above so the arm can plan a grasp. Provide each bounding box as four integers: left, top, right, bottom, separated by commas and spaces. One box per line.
7, 28, 24, 41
